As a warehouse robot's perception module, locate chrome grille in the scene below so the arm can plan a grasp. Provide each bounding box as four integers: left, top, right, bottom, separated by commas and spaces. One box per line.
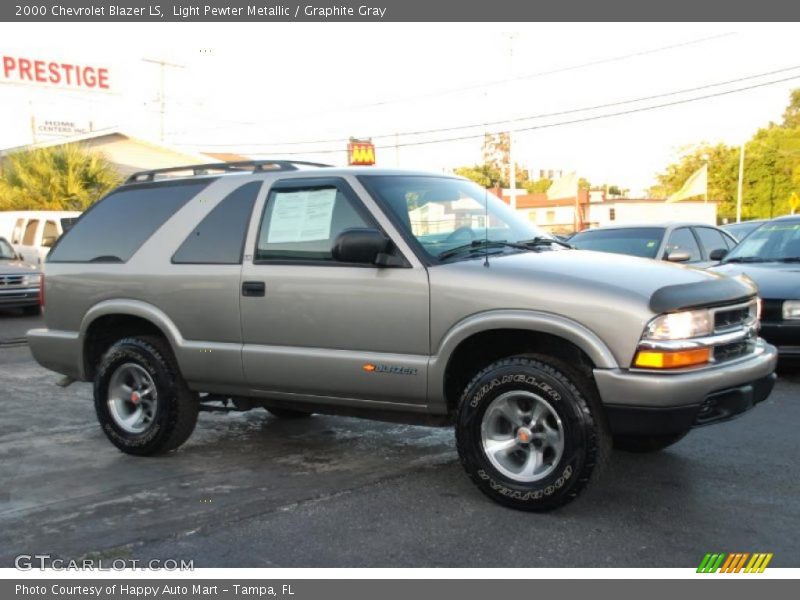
714, 306, 751, 331
709, 299, 759, 364
0, 275, 24, 287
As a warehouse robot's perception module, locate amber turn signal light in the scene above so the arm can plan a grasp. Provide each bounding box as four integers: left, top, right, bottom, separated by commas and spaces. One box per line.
634, 347, 711, 369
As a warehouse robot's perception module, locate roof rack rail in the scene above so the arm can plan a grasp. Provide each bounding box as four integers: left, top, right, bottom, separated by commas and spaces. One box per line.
125, 159, 332, 184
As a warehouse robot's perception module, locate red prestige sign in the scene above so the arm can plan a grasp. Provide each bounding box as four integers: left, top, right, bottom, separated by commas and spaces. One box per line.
1, 55, 110, 90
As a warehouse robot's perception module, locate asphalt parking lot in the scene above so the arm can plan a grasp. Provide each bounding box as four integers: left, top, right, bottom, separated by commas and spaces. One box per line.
1, 310, 798, 568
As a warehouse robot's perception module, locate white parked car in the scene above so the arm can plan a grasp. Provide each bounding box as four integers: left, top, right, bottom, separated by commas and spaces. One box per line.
1, 211, 81, 265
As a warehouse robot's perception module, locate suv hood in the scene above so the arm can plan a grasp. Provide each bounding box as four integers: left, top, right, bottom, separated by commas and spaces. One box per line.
711, 262, 800, 300
429, 249, 757, 368
436, 249, 756, 313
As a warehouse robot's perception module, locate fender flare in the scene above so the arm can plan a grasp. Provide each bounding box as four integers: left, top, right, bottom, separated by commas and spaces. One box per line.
79, 299, 185, 378
427, 309, 619, 408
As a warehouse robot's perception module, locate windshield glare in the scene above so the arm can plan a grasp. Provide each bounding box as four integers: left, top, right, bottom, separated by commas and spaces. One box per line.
569, 227, 665, 259
361, 175, 547, 259
725, 220, 800, 261
0, 239, 15, 260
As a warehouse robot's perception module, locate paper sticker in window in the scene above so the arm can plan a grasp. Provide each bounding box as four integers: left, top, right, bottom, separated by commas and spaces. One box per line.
267, 188, 337, 243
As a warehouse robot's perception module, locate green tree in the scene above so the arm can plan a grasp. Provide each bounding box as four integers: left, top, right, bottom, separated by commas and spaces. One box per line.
650, 89, 800, 221
782, 89, 800, 129
455, 132, 537, 190
0, 144, 120, 211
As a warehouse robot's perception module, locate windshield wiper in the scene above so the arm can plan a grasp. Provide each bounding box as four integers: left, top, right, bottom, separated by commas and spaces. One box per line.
775, 257, 800, 263
724, 256, 767, 263
437, 240, 533, 261
516, 236, 574, 249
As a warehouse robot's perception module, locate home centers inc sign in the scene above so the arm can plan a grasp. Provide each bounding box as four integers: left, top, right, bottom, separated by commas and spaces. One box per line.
1, 54, 111, 90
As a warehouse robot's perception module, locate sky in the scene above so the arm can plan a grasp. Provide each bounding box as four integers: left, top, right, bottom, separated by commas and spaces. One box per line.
1, 22, 799, 195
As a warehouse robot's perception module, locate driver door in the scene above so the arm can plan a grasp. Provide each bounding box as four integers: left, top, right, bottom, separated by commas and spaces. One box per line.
239, 177, 430, 407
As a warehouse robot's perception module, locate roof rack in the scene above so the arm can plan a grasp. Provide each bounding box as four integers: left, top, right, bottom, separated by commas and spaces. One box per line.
125, 160, 332, 184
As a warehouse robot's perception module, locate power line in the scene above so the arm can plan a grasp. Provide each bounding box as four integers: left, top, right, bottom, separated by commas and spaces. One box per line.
168, 31, 734, 139
258, 73, 800, 156
187, 65, 800, 150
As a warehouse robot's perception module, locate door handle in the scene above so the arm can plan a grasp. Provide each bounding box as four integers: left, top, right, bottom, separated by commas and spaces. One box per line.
242, 281, 266, 297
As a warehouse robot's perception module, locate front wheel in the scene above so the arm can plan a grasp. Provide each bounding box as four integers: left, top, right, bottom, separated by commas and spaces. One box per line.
456, 356, 610, 511
94, 336, 198, 456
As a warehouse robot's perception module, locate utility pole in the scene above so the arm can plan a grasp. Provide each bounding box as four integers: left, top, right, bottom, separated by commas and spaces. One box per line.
142, 57, 184, 142
736, 143, 745, 223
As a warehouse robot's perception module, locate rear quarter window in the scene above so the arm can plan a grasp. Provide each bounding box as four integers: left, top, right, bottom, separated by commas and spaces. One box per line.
48, 180, 212, 263
172, 181, 260, 264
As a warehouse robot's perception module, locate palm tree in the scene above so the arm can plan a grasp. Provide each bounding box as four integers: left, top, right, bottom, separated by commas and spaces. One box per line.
0, 144, 121, 211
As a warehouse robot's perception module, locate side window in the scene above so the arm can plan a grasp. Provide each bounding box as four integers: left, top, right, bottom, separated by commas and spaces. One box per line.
173, 182, 260, 264
664, 227, 701, 262
42, 220, 58, 246
12, 219, 24, 244
255, 183, 372, 263
723, 232, 737, 250
22, 220, 39, 246
49, 180, 211, 263
694, 227, 729, 257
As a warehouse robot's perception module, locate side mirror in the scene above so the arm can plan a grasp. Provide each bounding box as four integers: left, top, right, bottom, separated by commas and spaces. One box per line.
332, 228, 391, 265
709, 248, 728, 261
665, 250, 691, 263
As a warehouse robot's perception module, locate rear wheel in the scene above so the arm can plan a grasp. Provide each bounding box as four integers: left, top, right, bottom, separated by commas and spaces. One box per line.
265, 407, 313, 419
613, 432, 687, 453
94, 336, 198, 456
456, 355, 610, 511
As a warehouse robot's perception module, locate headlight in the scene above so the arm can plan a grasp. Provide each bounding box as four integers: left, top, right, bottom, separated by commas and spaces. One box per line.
21, 273, 42, 287
784, 300, 800, 320
644, 309, 713, 340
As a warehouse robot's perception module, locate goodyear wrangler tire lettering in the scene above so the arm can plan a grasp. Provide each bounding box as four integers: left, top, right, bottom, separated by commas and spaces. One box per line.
455, 355, 610, 511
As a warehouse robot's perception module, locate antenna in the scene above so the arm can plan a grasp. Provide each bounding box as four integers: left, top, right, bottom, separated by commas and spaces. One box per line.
483, 182, 491, 267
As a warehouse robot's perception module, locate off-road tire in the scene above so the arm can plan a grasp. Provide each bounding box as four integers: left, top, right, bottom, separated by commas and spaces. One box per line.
456, 355, 610, 511
94, 336, 198, 456
613, 432, 687, 453
265, 407, 314, 419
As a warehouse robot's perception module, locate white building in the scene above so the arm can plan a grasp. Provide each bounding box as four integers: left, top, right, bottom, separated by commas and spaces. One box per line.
502, 190, 717, 234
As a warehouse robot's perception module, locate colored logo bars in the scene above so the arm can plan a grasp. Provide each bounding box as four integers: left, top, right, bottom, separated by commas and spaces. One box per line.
697, 552, 773, 573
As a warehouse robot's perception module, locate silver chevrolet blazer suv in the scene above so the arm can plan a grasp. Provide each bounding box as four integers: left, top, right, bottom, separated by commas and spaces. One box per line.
27, 161, 778, 510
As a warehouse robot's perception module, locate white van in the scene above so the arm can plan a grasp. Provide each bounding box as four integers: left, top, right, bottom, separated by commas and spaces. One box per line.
1, 211, 81, 265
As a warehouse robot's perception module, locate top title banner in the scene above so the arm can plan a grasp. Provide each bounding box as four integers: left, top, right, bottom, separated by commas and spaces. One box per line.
3, 0, 800, 21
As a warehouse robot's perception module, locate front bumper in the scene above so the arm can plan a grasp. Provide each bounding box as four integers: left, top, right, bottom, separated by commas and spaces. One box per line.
594, 339, 778, 436
0, 287, 39, 308
760, 321, 800, 358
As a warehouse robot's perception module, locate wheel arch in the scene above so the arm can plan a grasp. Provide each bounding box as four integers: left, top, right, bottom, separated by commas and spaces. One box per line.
429, 310, 618, 415
80, 300, 184, 380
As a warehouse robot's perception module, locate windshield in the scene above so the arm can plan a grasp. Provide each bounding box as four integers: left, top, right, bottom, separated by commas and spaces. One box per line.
724, 219, 800, 262
0, 238, 15, 260
723, 221, 762, 241
569, 227, 665, 259
360, 175, 548, 260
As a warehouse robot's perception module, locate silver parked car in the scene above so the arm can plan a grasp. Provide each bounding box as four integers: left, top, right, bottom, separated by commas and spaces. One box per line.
0, 236, 41, 315
28, 161, 777, 511
569, 223, 738, 267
